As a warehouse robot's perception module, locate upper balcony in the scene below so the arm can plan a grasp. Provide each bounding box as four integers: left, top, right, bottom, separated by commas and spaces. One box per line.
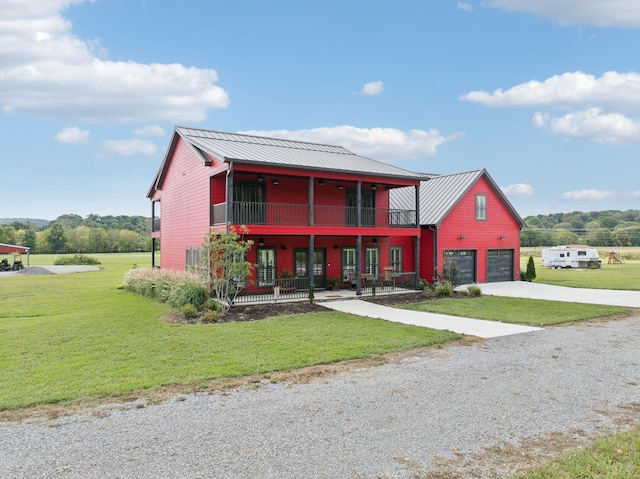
211, 202, 416, 228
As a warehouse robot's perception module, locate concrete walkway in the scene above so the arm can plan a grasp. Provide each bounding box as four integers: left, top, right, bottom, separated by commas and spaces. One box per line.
319, 299, 541, 338
464, 281, 640, 308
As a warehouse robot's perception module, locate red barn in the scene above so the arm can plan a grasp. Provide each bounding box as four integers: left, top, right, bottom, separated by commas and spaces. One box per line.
148, 127, 425, 296
390, 169, 524, 284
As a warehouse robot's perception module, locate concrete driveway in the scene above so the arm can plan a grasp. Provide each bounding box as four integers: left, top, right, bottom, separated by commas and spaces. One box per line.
463, 281, 640, 308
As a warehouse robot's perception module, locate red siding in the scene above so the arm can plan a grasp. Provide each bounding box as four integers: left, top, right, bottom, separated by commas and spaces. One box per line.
434, 176, 521, 283
156, 138, 221, 270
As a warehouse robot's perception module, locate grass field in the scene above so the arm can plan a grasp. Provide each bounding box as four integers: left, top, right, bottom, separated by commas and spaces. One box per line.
520, 250, 640, 291
0, 253, 460, 410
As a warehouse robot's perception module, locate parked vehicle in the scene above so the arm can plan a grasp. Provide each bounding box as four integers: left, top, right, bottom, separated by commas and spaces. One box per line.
541, 246, 601, 269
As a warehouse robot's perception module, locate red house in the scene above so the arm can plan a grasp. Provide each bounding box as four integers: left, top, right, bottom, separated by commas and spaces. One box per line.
390, 169, 524, 284
148, 127, 425, 296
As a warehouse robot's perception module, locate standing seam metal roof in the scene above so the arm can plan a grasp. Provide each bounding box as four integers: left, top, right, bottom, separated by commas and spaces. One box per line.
175, 127, 426, 180
389, 169, 524, 227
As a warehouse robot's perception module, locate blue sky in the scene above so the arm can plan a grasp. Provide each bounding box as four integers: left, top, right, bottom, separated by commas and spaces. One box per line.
2, 0, 640, 221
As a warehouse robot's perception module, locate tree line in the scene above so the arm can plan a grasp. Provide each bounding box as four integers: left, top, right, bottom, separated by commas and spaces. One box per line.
0, 214, 152, 254
521, 209, 640, 247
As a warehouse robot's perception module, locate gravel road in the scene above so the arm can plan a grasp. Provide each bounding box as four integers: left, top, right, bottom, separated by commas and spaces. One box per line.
2, 316, 639, 478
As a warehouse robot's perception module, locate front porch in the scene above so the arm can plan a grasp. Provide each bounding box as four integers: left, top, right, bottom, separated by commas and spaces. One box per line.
234, 272, 419, 305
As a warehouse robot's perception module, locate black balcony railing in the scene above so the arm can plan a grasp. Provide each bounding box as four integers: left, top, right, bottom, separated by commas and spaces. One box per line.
211, 202, 416, 227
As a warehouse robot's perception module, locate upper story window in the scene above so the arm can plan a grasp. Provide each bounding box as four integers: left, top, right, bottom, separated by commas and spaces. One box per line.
475, 194, 487, 221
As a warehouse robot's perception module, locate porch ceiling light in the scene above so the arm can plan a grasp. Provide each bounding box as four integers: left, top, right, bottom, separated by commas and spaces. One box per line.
337, 184, 344, 190
272, 179, 279, 185
371, 183, 377, 190
258, 174, 265, 182
319, 179, 325, 186
259, 237, 265, 246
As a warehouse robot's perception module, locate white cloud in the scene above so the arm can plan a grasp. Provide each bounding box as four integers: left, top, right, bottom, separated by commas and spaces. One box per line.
133, 126, 165, 138
501, 183, 534, 197
239, 126, 463, 161
460, 71, 640, 112
559, 189, 614, 201
0, 0, 229, 123
101, 139, 157, 156
532, 108, 640, 144
485, 0, 640, 27
457, 2, 474, 12
358, 81, 384, 96
55, 126, 89, 144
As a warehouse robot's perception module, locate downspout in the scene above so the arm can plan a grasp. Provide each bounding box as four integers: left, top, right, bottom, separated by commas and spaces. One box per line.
429, 225, 438, 283
225, 161, 233, 234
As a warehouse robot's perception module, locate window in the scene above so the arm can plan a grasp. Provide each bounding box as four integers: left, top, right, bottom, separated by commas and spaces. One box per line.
230, 251, 247, 288
475, 194, 487, 221
185, 247, 191, 271
192, 247, 199, 273
390, 246, 403, 273
342, 247, 356, 281
365, 247, 379, 276
233, 182, 266, 224
257, 248, 276, 287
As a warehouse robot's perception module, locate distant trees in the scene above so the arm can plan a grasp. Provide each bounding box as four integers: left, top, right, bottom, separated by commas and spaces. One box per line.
1, 214, 152, 253
520, 209, 640, 247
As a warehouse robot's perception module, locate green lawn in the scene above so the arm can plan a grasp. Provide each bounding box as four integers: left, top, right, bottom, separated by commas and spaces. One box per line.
403, 296, 630, 326
0, 253, 460, 410
520, 256, 640, 291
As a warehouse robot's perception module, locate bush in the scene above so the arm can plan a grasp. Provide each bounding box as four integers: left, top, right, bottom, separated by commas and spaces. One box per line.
524, 256, 537, 282
54, 254, 101, 265
467, 285, 482, 296
434, 280, 454, 297
180, 303, 198, 319
325, 276, 342, 291
123, 268, 208, 307
200, 309, 219, 323
203, 298, 221, 312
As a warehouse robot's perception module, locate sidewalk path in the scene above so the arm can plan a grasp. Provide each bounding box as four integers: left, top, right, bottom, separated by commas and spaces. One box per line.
469, 281, 640, 308
319, 299, 541, 338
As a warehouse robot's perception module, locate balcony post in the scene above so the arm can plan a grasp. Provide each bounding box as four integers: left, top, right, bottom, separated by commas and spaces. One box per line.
356, 235, 362, 295
415, 184, 421, 227
308, 176, 314, 226
357, 181, 362, 227
226, 162, 234, 228
415, 236, 421, 289
308, 235, 315, 288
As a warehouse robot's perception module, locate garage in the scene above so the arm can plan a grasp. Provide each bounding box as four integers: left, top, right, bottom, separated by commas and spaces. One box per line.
486, 249, 514, 282
444, 250, 476, 285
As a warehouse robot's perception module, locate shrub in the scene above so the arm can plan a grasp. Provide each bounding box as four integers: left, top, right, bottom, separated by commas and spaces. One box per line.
180, 303, 198, 319
419, 278, 430, 291
123, 268, 208, 307
458, 289, 469, 297
203, 298, 221, 312
467, 285, 482, 296
434, 280, 454, 297
325, 276, 342, 291
524, 256, 537, 282
200, 309, 219, 323
55, 254, 101, 265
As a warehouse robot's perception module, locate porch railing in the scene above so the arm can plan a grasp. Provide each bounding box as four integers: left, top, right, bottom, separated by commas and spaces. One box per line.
235, 277, 310, 304
211, 202, 416, 227
360, 272, 418, 294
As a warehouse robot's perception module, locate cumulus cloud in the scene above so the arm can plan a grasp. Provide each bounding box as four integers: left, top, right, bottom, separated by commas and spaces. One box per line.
532, 108, 640, 144
133, 126, 165, 138
457, 2, 474, 12
485, 0, 640, 28
239, 125, 463, 161
501, 183, 534, 197
0, 0, 229, 123
55, 126, 89, 144
358, 81, 385, 96
559, 189, 614, 201
460, 71, 640, 112
101, 139, 157, 156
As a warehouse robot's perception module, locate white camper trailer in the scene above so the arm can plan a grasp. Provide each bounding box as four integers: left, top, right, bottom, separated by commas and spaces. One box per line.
541, 246, 601, 269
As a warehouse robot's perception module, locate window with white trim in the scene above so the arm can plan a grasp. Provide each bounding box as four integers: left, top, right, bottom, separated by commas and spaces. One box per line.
342, 247, 356, 281
257, 248, 276, 287
365, 247, 379, 276
390, 246, 402, 273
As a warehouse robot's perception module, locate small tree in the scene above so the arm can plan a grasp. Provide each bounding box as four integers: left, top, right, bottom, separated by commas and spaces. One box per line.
201, 225, 254, 312
524, 255, 536, 282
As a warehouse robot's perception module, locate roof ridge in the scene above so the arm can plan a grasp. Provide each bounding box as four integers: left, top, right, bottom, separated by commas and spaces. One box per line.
176, 126, 354, 155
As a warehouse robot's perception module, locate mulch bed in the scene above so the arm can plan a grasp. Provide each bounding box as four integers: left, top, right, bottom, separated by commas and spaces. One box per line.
162, 291, 429, 324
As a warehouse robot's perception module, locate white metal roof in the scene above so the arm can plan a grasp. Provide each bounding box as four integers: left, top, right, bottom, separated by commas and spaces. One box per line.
175, 127, 426, 180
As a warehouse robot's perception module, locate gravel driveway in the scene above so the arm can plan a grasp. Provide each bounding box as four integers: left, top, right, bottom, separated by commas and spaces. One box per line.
2, 316, 640, 478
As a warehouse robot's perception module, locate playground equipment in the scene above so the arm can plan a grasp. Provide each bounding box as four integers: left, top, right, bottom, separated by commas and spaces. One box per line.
608, 249, 624, 264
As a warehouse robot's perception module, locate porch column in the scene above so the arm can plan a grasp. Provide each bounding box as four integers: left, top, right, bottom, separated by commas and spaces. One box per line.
308, 235, 315, 288
415, 184, 420, 227
226, 162, 234, 229
357, 181, 362, 227
356, 235, 362, 295
308, 176, 314, 226
415, 236, 421, 290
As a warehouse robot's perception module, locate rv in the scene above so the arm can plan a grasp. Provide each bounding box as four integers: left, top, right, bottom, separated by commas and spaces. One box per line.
541, 246, 601, 269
